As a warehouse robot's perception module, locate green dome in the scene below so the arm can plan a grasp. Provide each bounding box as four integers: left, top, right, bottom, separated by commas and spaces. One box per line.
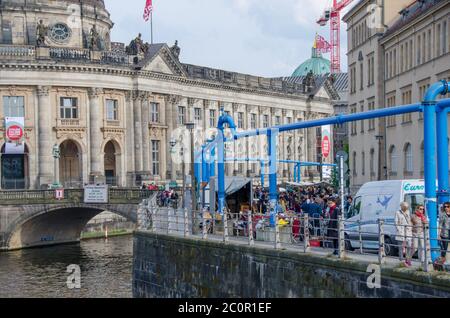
292, 48, 331, 77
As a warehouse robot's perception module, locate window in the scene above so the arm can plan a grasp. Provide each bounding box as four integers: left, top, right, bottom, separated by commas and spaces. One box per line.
350, 105, 357, 135
405, 42, 409, 71
404, 143, 413, 175
393, 49, 397, 76
370, 149, 375, 178
389, 145, 398, 175
275, 116, 281, 126
422, 31, 426, 64
209, 109, 216, 127
151, 140, 160, 176
150, 102, 159, 123
368, 100, 375, 130
287, 117, 292, 124
60, 97, 78, 119
360, 102, 365, 133
417, 34, 421, 65
2, 96, 24, 117
250, 114, 257, 129
347, 196, 361, 219
352, 152, 357, 176
178, 106, 185, 125
386, 95, 396, 127
428, 29, 432, 61
237, 112, 244, 129
401, 90, 412, 123
409, 39, 413, 69
443, 21, 448, 55
437, 24, 441, 57
360, 63, 364, 90
263, 115, 269, 128
400, 45, 404, 73
194, 108, 202, 124
106, 99, 118, 121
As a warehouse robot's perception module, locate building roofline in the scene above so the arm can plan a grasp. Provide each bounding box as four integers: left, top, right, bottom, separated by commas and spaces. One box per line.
342, 0, 370, 22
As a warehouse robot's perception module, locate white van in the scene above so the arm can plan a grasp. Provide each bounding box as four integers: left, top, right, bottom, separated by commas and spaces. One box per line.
344, 179, 429, 255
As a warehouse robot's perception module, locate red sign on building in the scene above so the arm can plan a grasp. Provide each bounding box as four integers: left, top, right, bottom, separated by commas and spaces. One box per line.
322, 135, 330, 158
6, 125, 23, 141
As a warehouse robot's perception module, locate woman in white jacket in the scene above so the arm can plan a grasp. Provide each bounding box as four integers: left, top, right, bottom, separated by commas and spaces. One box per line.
395, 202, 413, 266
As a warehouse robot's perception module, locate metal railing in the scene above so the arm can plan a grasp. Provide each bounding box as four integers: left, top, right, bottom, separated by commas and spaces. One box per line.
0, 188, 157, 205
0, 45, 35, 57
139, 206, 450, 272
49, 48, 90, 61
1, 178, 30, 190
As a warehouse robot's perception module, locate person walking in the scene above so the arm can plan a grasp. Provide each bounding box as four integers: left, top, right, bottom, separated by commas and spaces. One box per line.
326, 197, 341, 256
395, 202, 413, 266
439, 202, 450, 259
411, 204, 428, 263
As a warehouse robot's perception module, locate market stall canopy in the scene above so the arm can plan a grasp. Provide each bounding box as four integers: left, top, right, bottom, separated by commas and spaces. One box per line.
214, 177, 252, 195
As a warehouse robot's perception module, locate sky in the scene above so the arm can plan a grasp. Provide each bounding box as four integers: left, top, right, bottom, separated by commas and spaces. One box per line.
106, 0, 354, 78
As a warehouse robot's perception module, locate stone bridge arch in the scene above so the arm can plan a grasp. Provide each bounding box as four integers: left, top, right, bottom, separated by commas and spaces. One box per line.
3, 203, 138, 250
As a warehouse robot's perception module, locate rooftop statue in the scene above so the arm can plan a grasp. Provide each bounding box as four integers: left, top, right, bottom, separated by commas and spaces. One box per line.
89, 25, 100, 50
126, 33, 149, 55
36, 20, 48, 46
170, 40, 181, 59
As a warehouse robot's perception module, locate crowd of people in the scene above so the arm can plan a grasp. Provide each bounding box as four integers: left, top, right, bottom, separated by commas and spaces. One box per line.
251, 183, 353, 255
395, 201, 450, 267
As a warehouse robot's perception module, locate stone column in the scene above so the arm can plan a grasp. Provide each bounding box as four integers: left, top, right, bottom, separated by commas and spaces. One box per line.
141, 93, 151, 175
124, 91, 135, 186
165, 95, 178, 180
133, 91, 144, 182
37, 86, 53, 187
88, 88, 105, 183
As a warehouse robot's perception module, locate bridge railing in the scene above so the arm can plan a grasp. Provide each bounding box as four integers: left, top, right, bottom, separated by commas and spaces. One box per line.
141, 208, 450, 273
0, 188, 160, 205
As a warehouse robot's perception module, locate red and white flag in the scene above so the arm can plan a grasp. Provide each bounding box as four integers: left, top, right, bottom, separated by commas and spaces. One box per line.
143, 0, 153, 21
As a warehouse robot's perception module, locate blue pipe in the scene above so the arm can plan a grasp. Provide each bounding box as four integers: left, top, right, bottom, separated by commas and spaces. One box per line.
423, 81, 449, 262
235, 104, 423, 138
261, 161, 266, 187
436, 100, 450, 205
268, 129, 279, 226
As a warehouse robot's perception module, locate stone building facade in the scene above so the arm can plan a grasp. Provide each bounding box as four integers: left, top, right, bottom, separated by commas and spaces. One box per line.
0, 0, 336, 189
344, 0, 450, 192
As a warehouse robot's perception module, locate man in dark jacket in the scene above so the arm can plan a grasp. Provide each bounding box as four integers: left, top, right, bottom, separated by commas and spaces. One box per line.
327, 197, 342, 255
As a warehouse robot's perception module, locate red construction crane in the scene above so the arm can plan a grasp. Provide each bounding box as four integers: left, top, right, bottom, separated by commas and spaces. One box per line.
317, 0, 354, 74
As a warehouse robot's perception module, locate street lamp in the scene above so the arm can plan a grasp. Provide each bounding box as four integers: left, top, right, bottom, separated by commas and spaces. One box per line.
169, 137, 177, 186
51, 143, 61, 189
185, 122, 196, 211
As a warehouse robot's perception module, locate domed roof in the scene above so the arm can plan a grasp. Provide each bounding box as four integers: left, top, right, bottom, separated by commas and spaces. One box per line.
292, 47, 331, 77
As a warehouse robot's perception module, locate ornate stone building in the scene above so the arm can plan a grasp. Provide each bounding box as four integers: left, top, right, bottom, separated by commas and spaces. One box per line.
0, 0, 336, 189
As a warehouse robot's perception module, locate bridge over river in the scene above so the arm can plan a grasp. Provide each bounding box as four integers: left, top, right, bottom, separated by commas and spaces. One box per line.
0, 188, 156, 251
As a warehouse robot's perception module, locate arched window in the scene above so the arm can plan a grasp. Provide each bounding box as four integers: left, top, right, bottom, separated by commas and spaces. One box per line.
352, 152, 357, 176
389, 145, 398, 175
404, 143, 413, 175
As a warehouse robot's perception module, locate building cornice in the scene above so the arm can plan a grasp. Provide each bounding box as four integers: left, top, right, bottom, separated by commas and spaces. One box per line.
0, 62, 311, 101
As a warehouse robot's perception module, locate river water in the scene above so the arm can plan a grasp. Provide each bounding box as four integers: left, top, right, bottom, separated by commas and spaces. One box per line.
0, 235, 133, 298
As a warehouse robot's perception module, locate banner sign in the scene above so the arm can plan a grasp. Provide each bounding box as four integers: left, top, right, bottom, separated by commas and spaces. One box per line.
5, 117, 25, 154
321, 125, 332, 159
84, 185, 108, 203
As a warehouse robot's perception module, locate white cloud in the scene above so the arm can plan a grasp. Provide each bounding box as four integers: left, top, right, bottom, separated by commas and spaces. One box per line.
105, 0, 348, 77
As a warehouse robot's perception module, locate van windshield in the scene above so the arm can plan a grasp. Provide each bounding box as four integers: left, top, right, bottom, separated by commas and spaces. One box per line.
404, 193, 425, 213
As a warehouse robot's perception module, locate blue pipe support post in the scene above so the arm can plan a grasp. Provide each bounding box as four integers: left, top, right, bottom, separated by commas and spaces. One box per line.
261, 161, 265, 187
268, 128, 279, 226
437, 99, 450, 205
217, 113, 236, 215
423, 81, 449, 262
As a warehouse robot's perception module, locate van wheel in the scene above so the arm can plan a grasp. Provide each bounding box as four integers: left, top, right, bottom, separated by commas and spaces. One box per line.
384, 237, 397, 256
345, 234, 354, 251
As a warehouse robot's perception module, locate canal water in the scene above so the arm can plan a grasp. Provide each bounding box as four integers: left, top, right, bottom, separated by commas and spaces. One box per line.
0, 235, 133, 298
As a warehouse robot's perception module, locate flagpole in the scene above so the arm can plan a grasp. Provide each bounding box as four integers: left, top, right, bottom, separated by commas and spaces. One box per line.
151, 10, 153, 44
